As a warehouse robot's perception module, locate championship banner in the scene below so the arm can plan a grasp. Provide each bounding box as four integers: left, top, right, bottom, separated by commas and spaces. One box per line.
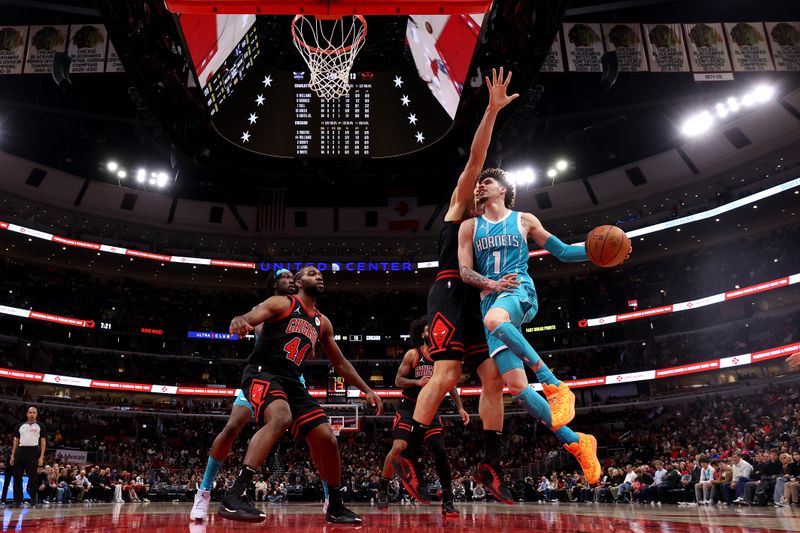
0, 26, 28, 74
563, 22, 604, 72
539, 30, 565, 72
683, 22, 732, 72
23, 25, 67, 74
725, 22, 774, 71
68, 24, 107, 73
644, 23, 689, 72
602, 23, 647, 72
765, 22, 800, 71
105, 40, 125, 72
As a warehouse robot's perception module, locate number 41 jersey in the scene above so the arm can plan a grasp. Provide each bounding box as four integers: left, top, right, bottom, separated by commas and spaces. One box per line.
473, 210, 531, 282
247, 295, 322, 381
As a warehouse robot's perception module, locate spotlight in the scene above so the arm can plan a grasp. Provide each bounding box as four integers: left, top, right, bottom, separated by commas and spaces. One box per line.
741, 92, 756, 107
150, 171, 158, 178
507, 168, 536, 186
681, 111, 714, 137
106, 161, 118, 172
148, 178, 156, 185
555, 160, 568, 171
136, 169, 146, 182
726, 97, 740, 112
117, 170, 127, 178
752, 84, 774, 103
715, 103, 728, 118
156, 172, 169, 187
546, 168, 557, 178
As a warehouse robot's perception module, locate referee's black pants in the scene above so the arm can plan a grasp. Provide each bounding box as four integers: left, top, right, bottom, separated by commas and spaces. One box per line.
13, 447, 39, 505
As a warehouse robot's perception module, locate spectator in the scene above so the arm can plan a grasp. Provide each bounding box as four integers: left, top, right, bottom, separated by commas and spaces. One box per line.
472, 483, 486, 501
693, 457, 715, 505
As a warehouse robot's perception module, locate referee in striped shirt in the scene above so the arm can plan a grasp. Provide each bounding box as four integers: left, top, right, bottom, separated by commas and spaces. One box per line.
10, 407, 46, 507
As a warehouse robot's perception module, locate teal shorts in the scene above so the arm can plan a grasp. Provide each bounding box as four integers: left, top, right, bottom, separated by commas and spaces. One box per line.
233, 390, 254, 415
481, 282, 539, 357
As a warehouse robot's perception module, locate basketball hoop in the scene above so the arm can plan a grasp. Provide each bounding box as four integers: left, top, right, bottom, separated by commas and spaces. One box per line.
292, 14, 367, 100
331, 423, 343, 437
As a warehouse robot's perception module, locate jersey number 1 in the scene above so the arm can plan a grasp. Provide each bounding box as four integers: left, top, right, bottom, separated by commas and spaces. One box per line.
492, 251, 501, 274
284, 338, 310, 366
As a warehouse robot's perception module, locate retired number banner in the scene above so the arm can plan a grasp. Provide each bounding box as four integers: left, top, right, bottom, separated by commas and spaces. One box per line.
725, 22, 775, 71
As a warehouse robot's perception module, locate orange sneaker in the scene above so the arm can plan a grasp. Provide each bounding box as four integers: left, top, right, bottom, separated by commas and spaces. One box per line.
542, 382, 575, 430
564, 433, 601, 485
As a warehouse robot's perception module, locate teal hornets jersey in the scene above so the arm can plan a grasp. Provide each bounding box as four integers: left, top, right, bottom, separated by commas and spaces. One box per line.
473, 210, 530, 281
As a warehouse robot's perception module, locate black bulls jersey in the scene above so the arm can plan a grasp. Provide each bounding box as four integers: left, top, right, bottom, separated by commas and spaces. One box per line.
401, 346, 434, 402
247, 295, 322, 380
436, 221, 460, 273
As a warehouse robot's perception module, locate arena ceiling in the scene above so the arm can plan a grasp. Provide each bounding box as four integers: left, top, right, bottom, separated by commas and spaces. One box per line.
0, 0, 798, 210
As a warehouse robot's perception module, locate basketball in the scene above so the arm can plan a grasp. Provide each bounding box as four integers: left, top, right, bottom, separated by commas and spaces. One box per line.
585, 225, 631, 268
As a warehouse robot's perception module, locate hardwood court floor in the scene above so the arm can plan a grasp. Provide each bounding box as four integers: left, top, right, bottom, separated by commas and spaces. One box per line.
2, 501, 799, 532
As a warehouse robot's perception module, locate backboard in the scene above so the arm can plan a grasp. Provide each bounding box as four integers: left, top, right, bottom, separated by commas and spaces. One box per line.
166, 1, 493, 158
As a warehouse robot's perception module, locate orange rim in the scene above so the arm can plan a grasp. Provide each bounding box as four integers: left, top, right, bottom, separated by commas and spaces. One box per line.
291, 14, 367, 55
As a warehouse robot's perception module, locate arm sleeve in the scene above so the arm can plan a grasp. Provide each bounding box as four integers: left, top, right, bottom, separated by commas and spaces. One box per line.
542, 235, 588, 263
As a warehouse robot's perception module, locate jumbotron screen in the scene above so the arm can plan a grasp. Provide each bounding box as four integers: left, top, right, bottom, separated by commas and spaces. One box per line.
174, 13, 484, 158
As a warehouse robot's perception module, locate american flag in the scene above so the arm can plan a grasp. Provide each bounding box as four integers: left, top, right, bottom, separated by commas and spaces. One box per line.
257, 188, 285, 232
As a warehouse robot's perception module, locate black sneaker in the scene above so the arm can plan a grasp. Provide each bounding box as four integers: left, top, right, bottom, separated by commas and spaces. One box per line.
441, 493, 459, 518
326, 502, 362, 524
376, 490, 389, 511
218, 493, 266, 523
392, 455, 430, 504
477, 463, 514, 505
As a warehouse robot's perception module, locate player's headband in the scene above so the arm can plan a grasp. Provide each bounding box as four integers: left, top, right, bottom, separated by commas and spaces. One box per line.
274, 268, 291, 278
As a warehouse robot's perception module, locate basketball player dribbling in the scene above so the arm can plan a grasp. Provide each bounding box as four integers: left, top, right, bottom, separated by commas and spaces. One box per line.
379, 318, 469, 517
219, 266, 383, 524
190, 270, 332, 521
456, 170, 630, 484
393, 68, 518, 505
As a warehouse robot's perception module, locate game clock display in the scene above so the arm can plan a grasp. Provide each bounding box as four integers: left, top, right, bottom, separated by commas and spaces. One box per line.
210, 66, 452, 158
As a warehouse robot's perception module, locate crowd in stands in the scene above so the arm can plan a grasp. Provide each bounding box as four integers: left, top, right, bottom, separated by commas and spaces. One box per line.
1, 382, 798, 508
1, 301, 796, 392
1, 222, 797, 354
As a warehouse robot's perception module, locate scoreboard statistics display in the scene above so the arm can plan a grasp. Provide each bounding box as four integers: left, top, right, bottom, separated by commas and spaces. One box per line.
175, 13, 483, 158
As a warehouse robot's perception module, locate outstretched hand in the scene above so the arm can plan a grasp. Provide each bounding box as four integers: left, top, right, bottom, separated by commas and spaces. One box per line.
365, 391, 384, 416
229, 316, 254, 336
486, 67, 519, 111
787, 352, 800, 368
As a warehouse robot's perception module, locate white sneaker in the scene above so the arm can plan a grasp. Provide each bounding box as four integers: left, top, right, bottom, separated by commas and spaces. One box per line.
189, 490, 211, 522
657, 501, 662, 507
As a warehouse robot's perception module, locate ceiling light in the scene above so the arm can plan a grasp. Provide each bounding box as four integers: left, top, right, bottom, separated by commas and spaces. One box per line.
681, 111, 714, 137
156, 172, 169, 187
546, 168, 557, 178
741, 92, 756, 107
117, 170, 126, 178
555, 159, 568, 171
508, 168, 536, 185
715, 103, 728, 118
150, 172, 157, 178
106, 161, 118, 172
148, 178, 156, 185
136, 169, 146, 182
726, 97, 740, 112
752, 84, 774, 103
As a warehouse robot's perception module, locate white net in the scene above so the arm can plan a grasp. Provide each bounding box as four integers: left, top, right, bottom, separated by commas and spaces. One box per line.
292, 15, 367, 100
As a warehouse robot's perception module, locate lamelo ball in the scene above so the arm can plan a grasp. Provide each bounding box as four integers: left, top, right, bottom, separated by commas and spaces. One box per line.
585, 225, 631, 267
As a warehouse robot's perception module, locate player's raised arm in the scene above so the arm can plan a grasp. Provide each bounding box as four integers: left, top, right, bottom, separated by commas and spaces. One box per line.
319, 315, 384, 415
229, 295, 293, 335
446, 67, 519, 221
458, 217, 519, 292
395, 349, 426, 388
522, 212, 588, 263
